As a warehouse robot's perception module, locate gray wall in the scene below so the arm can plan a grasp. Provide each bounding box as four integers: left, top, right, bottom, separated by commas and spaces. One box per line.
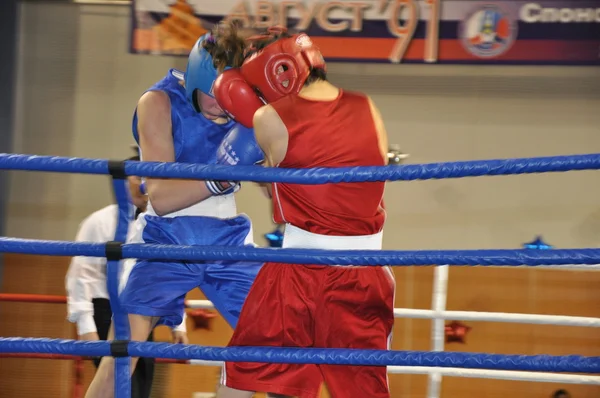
8, 2, 187, 241
0, 0, 18, 288
7, 2, 600, 253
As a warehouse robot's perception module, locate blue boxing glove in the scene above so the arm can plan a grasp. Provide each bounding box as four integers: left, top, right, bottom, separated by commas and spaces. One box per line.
205, 124, 265, 195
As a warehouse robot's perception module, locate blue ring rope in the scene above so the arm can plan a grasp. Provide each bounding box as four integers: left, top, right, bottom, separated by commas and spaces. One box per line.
0, 153, 598, 183
109, 178, 132, 398
2, 152, 598, 396
1, 237, 599, 266
0, 338, 598, 373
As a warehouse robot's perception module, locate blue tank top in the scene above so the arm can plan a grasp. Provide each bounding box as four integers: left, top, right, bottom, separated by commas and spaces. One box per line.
132, 69, 236, 164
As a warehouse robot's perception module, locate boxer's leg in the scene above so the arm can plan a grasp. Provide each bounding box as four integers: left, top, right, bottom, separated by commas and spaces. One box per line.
85, 314, 158, 398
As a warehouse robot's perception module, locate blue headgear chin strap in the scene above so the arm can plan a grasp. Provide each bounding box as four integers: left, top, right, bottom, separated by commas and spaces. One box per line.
184, 33, 231, 111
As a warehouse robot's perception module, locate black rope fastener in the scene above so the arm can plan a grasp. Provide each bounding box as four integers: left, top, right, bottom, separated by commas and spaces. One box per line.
107, 160, 127, 180
105, 241, 123, 261
110, 340, 130, 358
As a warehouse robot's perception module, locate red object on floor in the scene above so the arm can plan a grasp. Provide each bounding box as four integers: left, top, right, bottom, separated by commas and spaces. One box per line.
445, 320, 472, 344
188, 309, 217, 330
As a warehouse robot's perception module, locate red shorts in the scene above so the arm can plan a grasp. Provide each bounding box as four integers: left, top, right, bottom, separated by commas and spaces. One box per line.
222, 262, 395, 398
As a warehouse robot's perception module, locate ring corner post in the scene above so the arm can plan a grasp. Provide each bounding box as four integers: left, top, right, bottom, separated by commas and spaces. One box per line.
107, 160, 133, 398
426, 264, 449, 398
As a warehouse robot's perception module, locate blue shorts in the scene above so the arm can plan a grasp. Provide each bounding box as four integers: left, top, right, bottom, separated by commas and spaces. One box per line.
120, 214, 262, 328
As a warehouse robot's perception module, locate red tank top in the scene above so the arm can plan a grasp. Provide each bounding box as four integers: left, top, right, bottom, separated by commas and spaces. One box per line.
270, 89, 386, 236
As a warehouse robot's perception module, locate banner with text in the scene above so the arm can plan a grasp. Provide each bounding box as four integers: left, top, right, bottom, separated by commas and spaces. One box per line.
130, 0, 600, 64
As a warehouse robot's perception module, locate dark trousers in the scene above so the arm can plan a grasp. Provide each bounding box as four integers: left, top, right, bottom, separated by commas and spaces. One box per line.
92, 298, 155, 398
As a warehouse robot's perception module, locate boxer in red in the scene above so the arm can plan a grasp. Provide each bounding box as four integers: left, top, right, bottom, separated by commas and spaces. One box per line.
213, 27, 395, 398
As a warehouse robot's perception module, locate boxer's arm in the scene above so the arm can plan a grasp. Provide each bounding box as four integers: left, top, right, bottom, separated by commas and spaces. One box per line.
252, 105, 289, 167
367, 96, 390, 163
136, 91, 213, 216
172, 312, 187, 333
206, 124, 264, 195
214, 69, 264, 128
257, 183, 272, 198
170, 313, 188, 343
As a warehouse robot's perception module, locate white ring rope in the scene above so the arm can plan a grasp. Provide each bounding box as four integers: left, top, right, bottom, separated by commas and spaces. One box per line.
393, 309, 600, 327
181, 361, 600, 385
387, 367, 600, 385
512, 264, 600, 271
186, 300, 600, 328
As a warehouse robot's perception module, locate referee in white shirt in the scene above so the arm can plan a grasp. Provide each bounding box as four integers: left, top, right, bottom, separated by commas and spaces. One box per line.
66, 153, 188, 398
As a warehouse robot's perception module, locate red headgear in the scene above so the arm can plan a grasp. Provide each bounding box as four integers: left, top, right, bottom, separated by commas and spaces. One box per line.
240, 32, 326, 103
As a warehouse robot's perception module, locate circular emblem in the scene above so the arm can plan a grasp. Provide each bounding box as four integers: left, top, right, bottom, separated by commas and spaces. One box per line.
459, 4, 517, 59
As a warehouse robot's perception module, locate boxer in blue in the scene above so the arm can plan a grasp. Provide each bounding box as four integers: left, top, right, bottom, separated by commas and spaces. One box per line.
85, 25, 264, 398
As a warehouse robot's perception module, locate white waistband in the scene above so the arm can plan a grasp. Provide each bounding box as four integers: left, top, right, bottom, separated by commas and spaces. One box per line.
146, 195, 237, 219
282, 224, 383, 251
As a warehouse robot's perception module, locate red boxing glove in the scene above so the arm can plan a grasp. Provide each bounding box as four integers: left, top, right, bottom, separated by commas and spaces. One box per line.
214, 69, 264, 128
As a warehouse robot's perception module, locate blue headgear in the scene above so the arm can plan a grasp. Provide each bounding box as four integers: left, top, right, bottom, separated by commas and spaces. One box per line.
185, 33, 230, 108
